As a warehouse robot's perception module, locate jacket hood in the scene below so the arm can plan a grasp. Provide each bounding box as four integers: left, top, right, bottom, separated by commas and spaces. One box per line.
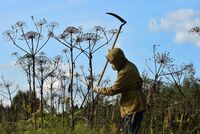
106, 48, 127, 71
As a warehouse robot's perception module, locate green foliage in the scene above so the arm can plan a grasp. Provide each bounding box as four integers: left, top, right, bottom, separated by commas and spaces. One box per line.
1, 77, 200, 133
1, 47, 200, 133
0, 121, 9, 133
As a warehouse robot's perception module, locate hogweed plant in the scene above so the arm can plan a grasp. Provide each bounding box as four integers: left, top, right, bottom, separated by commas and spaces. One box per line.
0, 76, 18, 107
52, 26, 84, 128
78, 26, 117, 128
3, 16, 55, 129
144, 45, 193, 134
35, 52, 60, 128
189, 27, 200, 36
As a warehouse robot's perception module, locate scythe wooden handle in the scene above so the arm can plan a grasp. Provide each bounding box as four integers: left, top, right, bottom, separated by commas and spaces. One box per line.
97, 13, 126, 86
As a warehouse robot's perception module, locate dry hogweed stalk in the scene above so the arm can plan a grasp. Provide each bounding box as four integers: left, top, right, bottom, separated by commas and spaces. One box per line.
189, 27, 200, 36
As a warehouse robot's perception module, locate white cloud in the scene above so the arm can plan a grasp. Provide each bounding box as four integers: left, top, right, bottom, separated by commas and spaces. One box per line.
0, 98, 11, 107
149, 9, 200, 47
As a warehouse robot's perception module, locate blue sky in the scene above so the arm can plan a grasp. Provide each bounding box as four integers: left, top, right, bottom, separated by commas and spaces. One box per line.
0, 0, 200, 104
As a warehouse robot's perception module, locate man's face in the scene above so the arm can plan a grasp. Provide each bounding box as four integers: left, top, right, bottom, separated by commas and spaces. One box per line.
111, 64, 117, 71
107, 53, 117, 71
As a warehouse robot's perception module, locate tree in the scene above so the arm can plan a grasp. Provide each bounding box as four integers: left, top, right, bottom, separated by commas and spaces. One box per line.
12, 90, 40, 120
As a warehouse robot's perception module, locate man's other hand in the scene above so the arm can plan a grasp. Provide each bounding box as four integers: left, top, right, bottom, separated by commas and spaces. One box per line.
93, 86, 100, 93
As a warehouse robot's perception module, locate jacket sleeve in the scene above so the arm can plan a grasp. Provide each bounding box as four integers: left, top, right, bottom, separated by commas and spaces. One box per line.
98, 70, 128, 95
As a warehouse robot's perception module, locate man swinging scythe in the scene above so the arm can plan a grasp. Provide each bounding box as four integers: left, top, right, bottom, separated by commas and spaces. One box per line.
93, 12, 146, 134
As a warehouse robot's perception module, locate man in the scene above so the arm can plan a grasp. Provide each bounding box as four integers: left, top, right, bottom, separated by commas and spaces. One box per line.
93, 48, 146, 134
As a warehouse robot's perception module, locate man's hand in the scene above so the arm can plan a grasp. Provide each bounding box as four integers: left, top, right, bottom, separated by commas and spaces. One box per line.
93, 86, 101, 93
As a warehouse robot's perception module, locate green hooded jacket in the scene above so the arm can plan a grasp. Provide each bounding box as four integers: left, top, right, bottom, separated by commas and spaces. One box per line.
98, 48, 146, 117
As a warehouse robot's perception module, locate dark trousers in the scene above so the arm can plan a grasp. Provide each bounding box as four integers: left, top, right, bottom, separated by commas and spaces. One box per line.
123, 111, 144, 134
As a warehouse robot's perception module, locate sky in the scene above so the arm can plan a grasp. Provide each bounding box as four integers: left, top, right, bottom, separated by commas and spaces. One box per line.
0, 0, 200, 104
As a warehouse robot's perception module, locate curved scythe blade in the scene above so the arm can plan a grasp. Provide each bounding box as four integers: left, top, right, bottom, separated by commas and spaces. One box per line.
106, 12, 126, 24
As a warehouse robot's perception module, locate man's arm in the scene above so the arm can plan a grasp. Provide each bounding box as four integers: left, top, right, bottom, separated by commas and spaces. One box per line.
94, 70, 128, 95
